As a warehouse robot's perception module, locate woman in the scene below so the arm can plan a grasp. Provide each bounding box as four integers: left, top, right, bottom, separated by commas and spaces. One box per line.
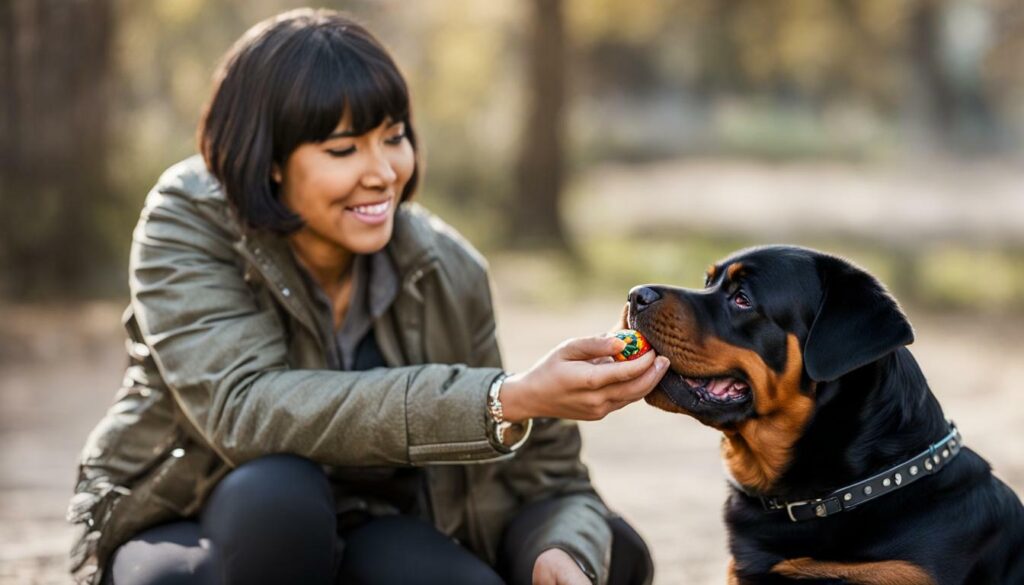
67, 9, 667, 585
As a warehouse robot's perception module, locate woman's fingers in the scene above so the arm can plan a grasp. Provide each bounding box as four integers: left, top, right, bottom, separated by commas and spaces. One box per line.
601, 356, 670, 403
558, 335, 626, 361
574, 356, 670, 420
510, 335, 671, 421
573, 350, 657, 389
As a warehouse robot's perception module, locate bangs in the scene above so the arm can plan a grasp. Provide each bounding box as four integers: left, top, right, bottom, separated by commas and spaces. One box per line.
273, 24, 410, 159
200, 9, 420, 234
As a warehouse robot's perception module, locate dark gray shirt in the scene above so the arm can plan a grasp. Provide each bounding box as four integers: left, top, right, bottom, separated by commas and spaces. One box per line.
297, 250, 423, 519
303, 251, 400, 371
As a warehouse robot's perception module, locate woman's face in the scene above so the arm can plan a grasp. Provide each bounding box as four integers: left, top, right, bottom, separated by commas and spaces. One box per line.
275, 114, 415, 256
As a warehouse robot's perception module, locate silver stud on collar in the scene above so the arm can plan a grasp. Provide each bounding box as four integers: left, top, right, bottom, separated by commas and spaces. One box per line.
882, 478, 891, 487
864, 485, 873, 495
895, 472, 903, 485
910, 465, 919, 475
844, 493, 853, 502
925, 459, 934, 471
942, 449, 950, 458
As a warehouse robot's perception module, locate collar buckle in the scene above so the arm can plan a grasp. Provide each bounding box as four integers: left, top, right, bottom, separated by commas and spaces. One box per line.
785, 500, 812, 522
785, 498, 841, 522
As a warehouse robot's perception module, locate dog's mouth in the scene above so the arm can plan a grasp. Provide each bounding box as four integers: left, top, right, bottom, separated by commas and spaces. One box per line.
628, 313, 752, 410
677, 374, 750, 403
657, 368, 753, 410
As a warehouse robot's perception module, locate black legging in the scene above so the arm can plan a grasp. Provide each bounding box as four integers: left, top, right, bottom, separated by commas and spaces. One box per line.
102, 455, 653, 585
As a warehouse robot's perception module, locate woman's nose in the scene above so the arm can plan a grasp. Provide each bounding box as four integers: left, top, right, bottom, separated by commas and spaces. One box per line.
361, 149, 398, 189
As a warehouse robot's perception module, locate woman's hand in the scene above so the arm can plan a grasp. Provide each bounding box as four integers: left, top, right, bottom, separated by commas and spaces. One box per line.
500, 335, 670, 422
533, 548, 592, 585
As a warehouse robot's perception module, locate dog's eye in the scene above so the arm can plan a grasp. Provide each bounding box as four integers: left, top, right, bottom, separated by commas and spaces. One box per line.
732, 291, 752, 309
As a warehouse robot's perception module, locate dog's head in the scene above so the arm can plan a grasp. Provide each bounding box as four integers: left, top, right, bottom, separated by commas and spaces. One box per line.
628, 245, 914, 491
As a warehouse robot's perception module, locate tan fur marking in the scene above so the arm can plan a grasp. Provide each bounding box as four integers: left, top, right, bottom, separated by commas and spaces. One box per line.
726, 262, 745, 281
717, 334, 813, 492
727, 558, 741, 585
772, 557, 935, 585
641, 292, 814, 492
706, 264, 719, 284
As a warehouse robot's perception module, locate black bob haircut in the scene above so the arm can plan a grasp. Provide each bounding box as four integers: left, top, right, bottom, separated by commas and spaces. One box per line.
199, 8, 419, 233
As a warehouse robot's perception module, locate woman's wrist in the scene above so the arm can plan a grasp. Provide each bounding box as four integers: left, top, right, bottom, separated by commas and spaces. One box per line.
497, 373, 532, 423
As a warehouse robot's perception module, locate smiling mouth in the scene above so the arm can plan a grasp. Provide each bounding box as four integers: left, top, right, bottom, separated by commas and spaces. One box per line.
344, 198, 393, 224
676, 373, 750, 404
345, 199, 391, 216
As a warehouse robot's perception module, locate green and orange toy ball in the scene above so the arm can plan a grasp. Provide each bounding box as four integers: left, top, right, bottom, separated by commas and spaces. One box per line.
612, 329, 651, 362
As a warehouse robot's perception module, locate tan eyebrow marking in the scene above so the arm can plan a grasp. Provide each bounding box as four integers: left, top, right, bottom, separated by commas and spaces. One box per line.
706, 264, 719, 284
726, 262, 746, 281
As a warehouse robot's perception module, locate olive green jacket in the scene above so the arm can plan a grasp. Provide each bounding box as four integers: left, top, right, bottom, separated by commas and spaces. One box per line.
67, 156, 612, 584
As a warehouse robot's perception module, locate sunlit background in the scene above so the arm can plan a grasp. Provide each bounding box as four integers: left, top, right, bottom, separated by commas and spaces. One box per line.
2, 1, 1023, 583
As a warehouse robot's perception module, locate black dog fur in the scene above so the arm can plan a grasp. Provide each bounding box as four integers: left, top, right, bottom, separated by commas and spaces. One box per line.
628, 245, 1024, 584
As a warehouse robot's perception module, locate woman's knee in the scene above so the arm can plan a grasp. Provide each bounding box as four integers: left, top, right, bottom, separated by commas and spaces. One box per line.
201, 454, 335, 541
199, 455, 338, 584
204, 454, 333, 522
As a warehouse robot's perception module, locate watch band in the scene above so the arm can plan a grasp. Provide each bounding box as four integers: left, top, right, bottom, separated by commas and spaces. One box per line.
487, 373, 532, 451
487, 373, 509, 424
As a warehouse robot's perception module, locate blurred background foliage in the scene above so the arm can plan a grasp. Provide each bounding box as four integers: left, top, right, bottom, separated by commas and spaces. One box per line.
2, 0, 1023, 311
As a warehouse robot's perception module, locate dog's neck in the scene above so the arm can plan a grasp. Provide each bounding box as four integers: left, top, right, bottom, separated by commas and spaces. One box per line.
754, 347, 949, 499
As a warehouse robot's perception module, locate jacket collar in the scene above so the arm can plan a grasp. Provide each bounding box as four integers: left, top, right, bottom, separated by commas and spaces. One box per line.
236, 203, 440, 285
172, 155, 441, 343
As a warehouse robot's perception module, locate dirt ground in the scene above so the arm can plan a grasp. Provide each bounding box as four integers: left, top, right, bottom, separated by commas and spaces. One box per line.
2, 285, 1022, 584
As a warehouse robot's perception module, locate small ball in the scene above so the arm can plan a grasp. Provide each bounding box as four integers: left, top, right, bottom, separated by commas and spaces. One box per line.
612, 329, 652, 361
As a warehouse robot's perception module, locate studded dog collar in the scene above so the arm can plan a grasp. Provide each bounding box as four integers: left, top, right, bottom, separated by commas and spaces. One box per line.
758, 422, 962, 522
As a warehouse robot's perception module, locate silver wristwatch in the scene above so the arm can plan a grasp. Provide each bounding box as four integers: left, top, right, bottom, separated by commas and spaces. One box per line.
487, 373, 532, 451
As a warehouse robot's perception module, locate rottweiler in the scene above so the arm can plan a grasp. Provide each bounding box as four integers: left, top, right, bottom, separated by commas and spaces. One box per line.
626, 245, 1024, 584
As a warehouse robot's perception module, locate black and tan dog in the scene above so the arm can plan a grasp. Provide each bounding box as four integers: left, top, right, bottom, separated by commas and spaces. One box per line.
626, 245, 1024, 584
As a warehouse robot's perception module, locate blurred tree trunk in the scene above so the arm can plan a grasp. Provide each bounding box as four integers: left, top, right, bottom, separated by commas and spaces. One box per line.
909, 0, 957, 145
908, 0, 999, 152
511, 0, 570, 251
0, 0, 115, 299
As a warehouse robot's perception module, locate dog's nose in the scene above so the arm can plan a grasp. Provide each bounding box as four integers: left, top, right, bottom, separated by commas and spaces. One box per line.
628, 286, 661, 314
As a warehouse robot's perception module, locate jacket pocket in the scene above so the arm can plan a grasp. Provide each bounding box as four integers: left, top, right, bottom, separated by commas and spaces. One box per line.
144, 437, 224, 516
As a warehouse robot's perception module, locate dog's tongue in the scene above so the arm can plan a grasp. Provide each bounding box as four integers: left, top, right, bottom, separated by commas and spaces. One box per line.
707, 377, 745, 398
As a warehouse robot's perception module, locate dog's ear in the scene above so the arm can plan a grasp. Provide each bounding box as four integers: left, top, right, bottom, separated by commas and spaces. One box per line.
804, 257, 914, 382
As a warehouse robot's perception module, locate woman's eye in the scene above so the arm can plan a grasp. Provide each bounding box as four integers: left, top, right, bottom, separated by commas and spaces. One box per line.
326, 146, 356, 157
385, 132, 406, 145
733, 291, 752, 309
